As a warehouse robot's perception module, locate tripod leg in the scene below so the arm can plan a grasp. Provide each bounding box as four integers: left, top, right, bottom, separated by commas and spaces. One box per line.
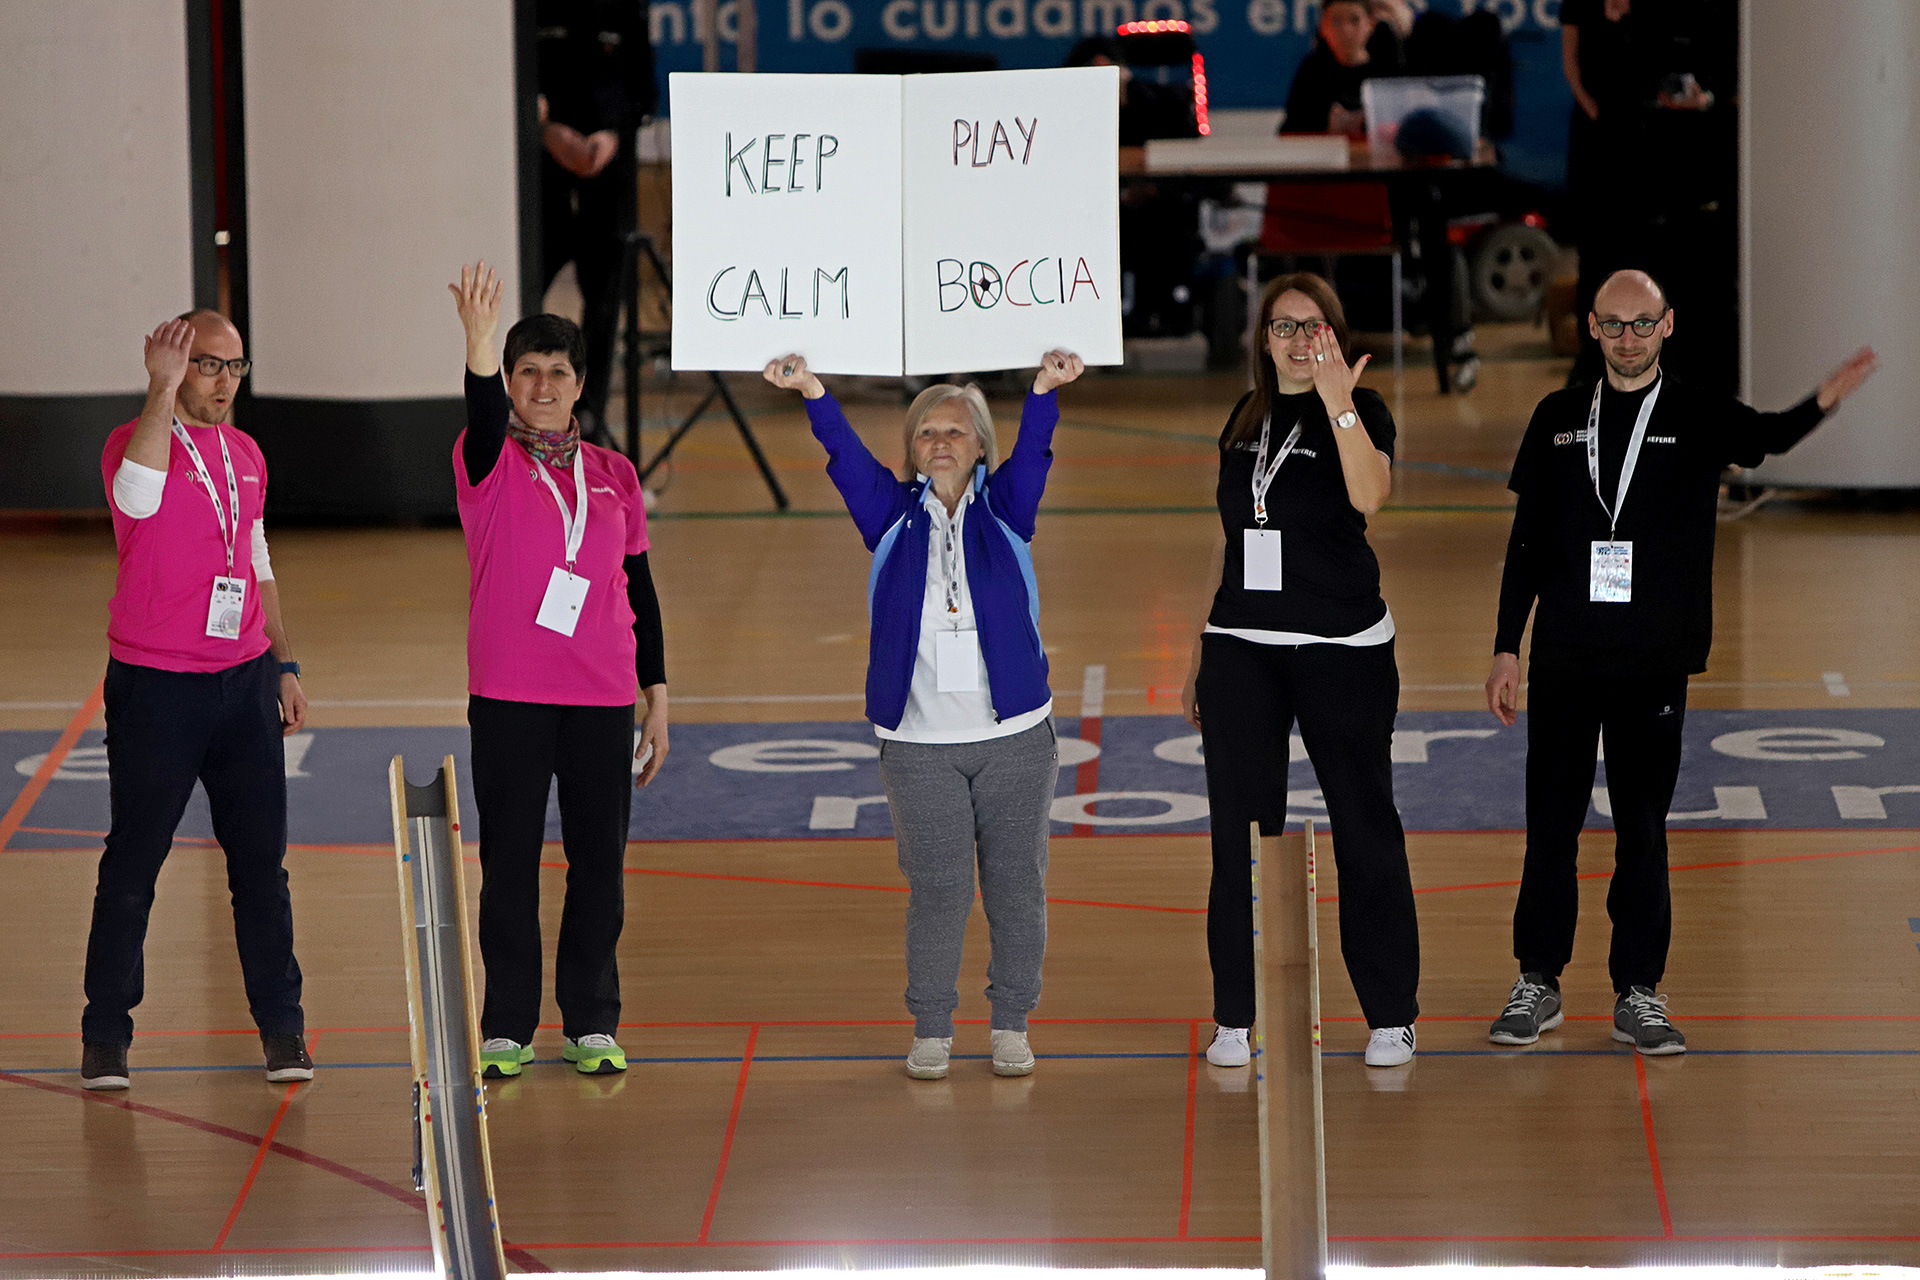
638, 383, 722, 485
713, 374, 790, 511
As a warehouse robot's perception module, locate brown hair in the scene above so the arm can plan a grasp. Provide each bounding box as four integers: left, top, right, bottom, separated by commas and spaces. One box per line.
1226, 271, 1353, 449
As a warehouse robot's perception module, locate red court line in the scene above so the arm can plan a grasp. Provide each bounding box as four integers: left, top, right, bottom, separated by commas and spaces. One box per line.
0, 682, 103, 851
0, 1246, 432, 1260
1633, 1054, 1675, 1238
0, 1069, 424, 1213
1177, 1019, 1199, 1239
213, 1080, 301, 1248
699, 1023, 759, 1243
518, 1235, 1263, 1249
212, 1030, 322, 1249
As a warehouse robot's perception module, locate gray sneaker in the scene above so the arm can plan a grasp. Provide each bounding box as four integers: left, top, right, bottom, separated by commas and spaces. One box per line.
1489, 973, 1564, 1045
906, 1036, 953, 1080
1613, 987, 1686, 1055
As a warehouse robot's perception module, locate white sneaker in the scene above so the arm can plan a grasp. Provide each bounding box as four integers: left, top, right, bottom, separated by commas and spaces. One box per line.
1364, 1026, 1416, 1067
990, 1029, 1035, 1076
1206, 1025, 1251, 1067
906, 1036, 952, 1079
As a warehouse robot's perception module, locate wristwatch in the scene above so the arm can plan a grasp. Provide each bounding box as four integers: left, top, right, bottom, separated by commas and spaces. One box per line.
280, 661, 301, 677
1332, 409, 1360, 431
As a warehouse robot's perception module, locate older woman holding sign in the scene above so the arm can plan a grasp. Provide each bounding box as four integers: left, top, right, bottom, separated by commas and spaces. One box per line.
764, 350, 1083, 1080
1180, 273, 1420, 1070
449, 262, 669, 1079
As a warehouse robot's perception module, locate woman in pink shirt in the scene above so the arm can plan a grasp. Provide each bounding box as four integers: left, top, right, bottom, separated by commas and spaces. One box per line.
448, 262, 668, 1078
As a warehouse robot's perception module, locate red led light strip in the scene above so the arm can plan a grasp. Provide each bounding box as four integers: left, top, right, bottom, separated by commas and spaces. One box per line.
1115, 20, 1210, 137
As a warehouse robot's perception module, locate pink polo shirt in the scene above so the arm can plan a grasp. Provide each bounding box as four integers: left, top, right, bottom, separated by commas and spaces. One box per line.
454, 433, 650, 706
101, 419, 272, 673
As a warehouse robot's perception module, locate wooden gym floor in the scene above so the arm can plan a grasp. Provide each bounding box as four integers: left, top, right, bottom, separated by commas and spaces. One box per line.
1, 325, 1917, 1273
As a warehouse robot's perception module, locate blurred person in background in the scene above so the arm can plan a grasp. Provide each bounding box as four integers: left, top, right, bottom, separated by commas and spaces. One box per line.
536, 0, 656, 444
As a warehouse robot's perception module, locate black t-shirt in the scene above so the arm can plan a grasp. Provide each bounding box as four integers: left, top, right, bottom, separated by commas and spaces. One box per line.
1281, 45, 1376, 134
1209, 388, 1396, 637
1494, 372, 1825, 675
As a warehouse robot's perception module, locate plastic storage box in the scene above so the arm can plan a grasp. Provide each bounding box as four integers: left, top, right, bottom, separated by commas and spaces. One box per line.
1360, 75, 1485, 156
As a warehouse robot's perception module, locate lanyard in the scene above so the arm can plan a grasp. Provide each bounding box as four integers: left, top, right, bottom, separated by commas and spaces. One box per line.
1250, 411, 1304, 526
532, 449, 589, 569
930, 489, 969, 622
1585, 376, 1663, 536
171, 420, 239, 571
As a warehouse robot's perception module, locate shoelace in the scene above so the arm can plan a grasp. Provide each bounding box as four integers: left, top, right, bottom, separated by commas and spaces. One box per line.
1368, 1027, 1412, 1047
1501, 978, 1552, 1017
573, 1034, 618, 1049
481, 1037, 520, 1052
1622, 991, 1674, 1029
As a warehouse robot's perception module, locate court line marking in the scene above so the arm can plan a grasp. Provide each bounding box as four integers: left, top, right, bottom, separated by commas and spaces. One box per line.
0, 681, 102, 851
1633, 1054, 1676, 1237
0, 1065, 555, 1270
4, 1011, 1916, 1042
213, 1079, 303, 1247
1072, 663, 1106, 838
1178, 1019, 1200, 1240
699, 1023, 759, 1243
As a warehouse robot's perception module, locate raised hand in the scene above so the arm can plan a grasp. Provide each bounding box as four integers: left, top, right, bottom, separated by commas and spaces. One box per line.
143, 318, 194, 390
583, 129, 620, 177
762, 353, 825, 400
1817, 346, 1879, 412
1033, 349, 1085, 394
449, 261, 504, 376
1309, 322, 1371, 409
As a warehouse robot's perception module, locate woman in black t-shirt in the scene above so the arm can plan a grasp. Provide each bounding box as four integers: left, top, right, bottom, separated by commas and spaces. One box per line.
1180, 272, 1420, 1070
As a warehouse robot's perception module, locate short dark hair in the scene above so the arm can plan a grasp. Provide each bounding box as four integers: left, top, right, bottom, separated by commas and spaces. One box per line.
503, 313, 587, 375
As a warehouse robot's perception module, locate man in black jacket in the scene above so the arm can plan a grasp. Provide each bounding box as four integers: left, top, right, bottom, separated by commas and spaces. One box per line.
1482, 268, 1876, 1054
536, 0, 656, 440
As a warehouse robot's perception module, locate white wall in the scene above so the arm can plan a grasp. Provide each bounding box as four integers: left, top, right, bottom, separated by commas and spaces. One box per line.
243, 0, 520, 400
1743, 2, 1919, 487
0, 0, 193, 396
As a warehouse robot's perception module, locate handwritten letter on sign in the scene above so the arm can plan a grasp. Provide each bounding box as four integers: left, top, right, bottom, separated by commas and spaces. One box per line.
671, 67, 1120, 376
901, 66, 1121, 375
670, 73, 904, 377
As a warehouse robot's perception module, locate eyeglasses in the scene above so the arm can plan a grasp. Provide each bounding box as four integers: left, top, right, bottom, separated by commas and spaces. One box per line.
190, 356, 252, 377
1595, 313, 1668, 338
1267, 318, 1329, 339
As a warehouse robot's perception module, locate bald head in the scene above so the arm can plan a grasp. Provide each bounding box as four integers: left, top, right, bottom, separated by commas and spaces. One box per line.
171, 308, 246, 426
1589, 268, 1673, 389
1593, 269, 1667, 317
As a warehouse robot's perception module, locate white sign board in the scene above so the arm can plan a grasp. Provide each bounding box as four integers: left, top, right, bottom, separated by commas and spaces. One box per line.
670, 68, 1121, 377
901, 66, 1122, 376
669, 73, 904, 377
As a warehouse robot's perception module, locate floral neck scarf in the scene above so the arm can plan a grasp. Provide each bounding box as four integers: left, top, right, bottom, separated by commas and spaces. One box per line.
507, 408, 580, 469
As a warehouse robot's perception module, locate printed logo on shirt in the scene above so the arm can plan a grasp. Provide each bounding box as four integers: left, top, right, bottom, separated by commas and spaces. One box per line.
1646, 436, 1679, 444
1552, 430, 1591, 446
1293, 447, 1318, 458
241, 475, 259, 482
590, 485, 617, 494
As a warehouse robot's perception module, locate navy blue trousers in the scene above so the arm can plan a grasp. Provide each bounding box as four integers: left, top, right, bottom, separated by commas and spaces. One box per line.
82, 653, 303, 1045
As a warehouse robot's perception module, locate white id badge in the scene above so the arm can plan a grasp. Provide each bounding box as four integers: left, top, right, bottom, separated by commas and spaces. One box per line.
205, 576, 246, 639
535, 567, 590, 636
934, 628, 982, 693
1590, 540, 1633, 603
1243, 528, 1284, 591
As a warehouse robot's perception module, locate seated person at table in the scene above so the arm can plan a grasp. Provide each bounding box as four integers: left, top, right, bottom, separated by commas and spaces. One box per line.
1282, 0, 1398, 136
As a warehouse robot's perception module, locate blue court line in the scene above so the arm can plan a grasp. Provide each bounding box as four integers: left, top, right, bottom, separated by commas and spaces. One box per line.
11, 1049, 1918, 1077
1909, 918, 1920, 931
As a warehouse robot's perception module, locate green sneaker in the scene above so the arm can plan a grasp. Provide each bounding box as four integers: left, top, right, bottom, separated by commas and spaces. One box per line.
480, 1038, 535, 1078
562, 1034, 627, 1074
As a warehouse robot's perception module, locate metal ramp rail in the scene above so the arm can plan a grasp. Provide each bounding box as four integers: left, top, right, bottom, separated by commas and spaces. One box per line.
389, 755, 509, 1279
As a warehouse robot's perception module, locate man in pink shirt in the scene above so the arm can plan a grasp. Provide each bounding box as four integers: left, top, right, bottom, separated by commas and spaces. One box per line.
81, 310, 312, 1090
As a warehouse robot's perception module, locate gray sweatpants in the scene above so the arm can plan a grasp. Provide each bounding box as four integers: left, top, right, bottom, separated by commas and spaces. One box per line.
877, 720, 1059, 1038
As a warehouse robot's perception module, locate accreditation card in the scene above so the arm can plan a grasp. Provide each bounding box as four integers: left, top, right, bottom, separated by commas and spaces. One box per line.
1590, 540, 1633, 603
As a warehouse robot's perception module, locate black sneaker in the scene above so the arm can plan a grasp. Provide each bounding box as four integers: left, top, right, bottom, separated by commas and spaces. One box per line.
1489, 973, 1564, 1045
1613, 986, 1686, 1055
80, 1042, 130, 1091
263, 1034, 315, 1082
